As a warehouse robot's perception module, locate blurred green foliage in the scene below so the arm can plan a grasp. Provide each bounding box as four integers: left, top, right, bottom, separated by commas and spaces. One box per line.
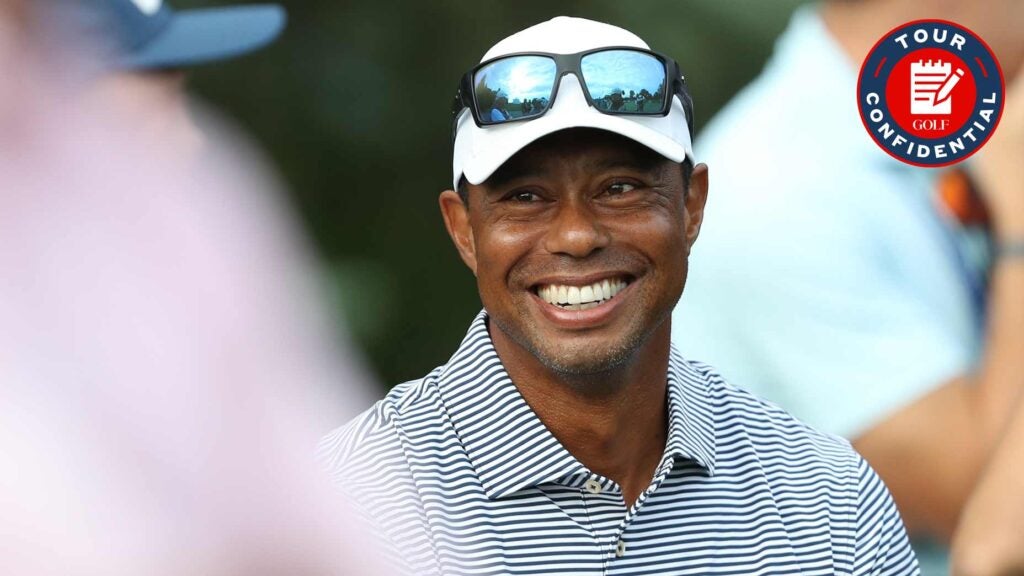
178, 0, 810, 390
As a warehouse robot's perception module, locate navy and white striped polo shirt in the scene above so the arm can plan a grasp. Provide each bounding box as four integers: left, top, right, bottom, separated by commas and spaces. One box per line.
319, 311, 919, 575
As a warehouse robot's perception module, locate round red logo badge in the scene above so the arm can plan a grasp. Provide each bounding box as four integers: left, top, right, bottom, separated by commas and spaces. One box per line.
857, 20, 1005, 167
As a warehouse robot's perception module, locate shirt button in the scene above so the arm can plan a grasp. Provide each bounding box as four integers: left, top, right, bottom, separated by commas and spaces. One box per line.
615, 539, 627, 558
584, 479, 603, 494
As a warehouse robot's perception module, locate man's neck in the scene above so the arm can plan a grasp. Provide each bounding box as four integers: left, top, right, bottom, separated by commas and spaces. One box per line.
490, 322, 672, 508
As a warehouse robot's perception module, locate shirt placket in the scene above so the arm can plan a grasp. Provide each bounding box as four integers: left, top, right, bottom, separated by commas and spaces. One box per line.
567, 456, 678, 575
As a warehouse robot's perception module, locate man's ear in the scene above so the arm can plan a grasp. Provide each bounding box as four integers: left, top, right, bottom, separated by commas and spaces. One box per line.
685, 163, 709, 252
439, 189, 477, 276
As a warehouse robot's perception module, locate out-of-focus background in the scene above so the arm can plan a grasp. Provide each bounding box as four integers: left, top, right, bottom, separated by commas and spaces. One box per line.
176, 0, 810, 389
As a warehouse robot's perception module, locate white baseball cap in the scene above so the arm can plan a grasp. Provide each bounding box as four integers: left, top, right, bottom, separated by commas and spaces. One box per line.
451, 16, 694, 190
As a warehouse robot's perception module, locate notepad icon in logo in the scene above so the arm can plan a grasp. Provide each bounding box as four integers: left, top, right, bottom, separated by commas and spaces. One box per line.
910, 60, 964, 115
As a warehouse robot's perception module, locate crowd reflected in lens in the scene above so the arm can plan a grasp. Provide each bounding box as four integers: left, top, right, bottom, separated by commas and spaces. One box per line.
471, 49, 669, 124
474, 55, 555, 123
583, 50, 666, 114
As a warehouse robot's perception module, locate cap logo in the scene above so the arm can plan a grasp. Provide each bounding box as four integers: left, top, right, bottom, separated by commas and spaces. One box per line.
129, 0, 163, 16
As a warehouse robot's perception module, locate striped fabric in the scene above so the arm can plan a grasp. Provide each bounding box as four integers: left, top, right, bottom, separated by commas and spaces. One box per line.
319, 311, 919, 575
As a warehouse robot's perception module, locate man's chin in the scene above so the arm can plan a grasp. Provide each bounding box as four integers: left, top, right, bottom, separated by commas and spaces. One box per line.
540, 355, 631, 377
491, 313, 648, 377
528, 339, 640, 377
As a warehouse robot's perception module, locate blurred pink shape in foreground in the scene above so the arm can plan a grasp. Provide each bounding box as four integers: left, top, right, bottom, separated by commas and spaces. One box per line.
0, 7, 389, 574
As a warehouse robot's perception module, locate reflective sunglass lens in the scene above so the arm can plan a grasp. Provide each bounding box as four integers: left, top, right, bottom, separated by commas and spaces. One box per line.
473, 56, 556, 124
581, 50, 667, 114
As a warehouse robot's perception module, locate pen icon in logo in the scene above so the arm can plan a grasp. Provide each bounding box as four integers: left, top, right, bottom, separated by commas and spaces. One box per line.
911, 61, 964, 114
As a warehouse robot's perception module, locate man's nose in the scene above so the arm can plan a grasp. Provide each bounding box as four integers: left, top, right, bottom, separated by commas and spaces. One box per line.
542, 198, 611, 258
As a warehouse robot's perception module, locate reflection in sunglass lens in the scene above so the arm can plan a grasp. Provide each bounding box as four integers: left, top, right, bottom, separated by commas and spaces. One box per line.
581, 50, 667, 114
473, 56, 556, 124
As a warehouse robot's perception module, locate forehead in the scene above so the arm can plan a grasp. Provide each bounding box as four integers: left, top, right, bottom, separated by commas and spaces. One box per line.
483, 128, 671, 188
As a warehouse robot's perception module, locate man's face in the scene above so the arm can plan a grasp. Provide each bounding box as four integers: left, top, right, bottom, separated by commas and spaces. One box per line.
440, 129, 708, 376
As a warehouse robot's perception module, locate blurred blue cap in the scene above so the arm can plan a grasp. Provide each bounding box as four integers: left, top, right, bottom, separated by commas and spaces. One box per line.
92, 0, 286, 69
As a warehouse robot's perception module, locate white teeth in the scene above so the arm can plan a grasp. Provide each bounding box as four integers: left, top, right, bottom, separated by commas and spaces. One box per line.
536, 278, 629, 309
567, 286, 581, 305
580, 285, 594, 303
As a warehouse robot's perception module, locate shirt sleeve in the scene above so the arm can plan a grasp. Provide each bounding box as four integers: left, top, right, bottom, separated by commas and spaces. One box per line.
852, 456, 920, 575
672, 158, 977, 438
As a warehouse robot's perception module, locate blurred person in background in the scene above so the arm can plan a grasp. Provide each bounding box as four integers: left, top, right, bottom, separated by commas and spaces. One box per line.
319, 16, 918, 575
948, 74, 1024, 576
60, 0, 286, 155
670, 0, 1023, 574
0, 1, 386, 574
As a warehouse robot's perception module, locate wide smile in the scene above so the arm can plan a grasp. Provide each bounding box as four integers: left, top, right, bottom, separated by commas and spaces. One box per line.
535, 277, 630, 311
529, 274, 636, 327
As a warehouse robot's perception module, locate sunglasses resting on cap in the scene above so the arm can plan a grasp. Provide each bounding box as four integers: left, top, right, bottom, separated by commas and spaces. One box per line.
452, 47, 692, 133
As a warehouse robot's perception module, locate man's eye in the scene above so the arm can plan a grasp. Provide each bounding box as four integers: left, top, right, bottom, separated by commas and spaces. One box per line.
607, 182, 637, 195
509, 191, 539, 202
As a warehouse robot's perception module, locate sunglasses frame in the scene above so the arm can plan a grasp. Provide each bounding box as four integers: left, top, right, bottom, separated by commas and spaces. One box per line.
451, 46, 692, 133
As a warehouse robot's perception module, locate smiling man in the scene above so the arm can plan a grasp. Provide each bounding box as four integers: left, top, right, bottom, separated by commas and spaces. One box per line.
319, 16, 919, 575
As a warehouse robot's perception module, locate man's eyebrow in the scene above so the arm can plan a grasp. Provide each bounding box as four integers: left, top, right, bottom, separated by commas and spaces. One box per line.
482, 160, 548, 191
588, 154, 664, 173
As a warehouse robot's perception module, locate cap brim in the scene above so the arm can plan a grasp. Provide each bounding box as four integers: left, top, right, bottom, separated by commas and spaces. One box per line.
121, 5, 286, 69
459, 104, 690, 187
454, 75, 692, 188
464, 111, 688, 184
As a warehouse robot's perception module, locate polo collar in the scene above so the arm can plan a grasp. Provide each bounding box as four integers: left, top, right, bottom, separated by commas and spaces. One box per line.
436, 310, 717, 500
